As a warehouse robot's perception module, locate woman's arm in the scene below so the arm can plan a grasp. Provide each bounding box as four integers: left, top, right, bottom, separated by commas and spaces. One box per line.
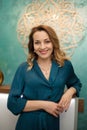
23, 100, 63, 117
23, 100, 46, 111
58, 61, 82, 111
65, 87, 76, 97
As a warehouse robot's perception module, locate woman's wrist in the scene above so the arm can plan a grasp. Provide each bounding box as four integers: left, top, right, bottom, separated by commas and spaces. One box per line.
65, 87, 76, 97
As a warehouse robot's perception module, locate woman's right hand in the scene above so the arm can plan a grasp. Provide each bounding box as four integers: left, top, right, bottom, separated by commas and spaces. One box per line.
43, 101, 64, 117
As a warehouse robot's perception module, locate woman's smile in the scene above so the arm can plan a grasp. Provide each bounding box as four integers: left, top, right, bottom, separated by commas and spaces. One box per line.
39, 49, 48, 54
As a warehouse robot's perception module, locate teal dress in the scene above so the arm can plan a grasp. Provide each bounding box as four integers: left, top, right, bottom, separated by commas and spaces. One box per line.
7, 60, 82, 130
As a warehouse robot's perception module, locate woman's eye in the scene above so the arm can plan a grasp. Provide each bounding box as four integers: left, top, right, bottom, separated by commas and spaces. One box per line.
34, 41, 40, 44
45, 40, 51, 43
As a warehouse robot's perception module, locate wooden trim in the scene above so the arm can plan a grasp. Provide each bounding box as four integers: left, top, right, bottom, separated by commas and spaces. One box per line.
78, 98, 84, 113
0, 85, 10, 93
0, 85, 84, 112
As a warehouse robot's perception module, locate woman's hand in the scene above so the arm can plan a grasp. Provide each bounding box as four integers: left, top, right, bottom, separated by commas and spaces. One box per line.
58, 92, 72, 112
43, 101, 63, 117
58, 87, 76, 111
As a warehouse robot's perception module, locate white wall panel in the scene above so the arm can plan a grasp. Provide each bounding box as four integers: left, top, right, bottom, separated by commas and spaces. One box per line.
0, 93, 78, 130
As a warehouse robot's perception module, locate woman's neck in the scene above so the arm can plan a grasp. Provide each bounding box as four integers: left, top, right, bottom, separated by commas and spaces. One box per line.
37, 58, 52, 80
37, 58, 52, 66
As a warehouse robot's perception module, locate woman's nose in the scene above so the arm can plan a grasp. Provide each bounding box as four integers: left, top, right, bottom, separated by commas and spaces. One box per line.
40, 43, 45, 49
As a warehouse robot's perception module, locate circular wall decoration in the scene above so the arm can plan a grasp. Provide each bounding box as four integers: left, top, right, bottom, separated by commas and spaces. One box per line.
0, 71, 4, 86
17, 0, 85, 56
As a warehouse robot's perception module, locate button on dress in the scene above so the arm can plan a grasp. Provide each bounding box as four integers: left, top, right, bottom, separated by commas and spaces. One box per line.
7, 60, 82, 130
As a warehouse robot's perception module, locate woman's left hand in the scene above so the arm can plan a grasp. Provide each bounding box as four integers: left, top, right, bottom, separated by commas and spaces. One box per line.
58, 92, 73, 112
58, 87, 76, 112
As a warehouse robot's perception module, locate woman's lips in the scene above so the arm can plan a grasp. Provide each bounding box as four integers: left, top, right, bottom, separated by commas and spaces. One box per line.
39, 50, 48, 54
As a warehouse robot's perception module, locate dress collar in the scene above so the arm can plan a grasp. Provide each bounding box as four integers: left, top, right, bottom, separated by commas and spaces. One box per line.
33, 59, 60, 86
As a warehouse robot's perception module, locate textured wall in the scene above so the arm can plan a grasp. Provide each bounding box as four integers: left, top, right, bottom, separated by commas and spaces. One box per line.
0, 0, 87, 129
66, 1, 87, 129
0, 0, 31, 84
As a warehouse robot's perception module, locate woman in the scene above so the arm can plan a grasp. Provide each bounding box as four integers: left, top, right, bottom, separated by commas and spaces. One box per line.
7, 25, 82, 130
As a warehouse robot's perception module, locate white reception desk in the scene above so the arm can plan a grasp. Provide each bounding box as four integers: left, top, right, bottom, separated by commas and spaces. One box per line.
0, 93, 78, 130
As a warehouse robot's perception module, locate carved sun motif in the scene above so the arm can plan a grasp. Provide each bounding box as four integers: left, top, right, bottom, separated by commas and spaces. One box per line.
17, 0, 85, 56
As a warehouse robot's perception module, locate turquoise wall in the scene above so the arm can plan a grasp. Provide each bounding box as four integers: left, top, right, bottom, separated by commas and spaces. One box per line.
0, 0, 87, 129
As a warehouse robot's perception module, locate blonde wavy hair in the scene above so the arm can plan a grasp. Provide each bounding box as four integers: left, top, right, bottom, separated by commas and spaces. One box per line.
27, 25, 69, 69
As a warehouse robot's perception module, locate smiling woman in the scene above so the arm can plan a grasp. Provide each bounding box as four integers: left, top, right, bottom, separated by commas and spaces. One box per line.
7, 24, 82, 130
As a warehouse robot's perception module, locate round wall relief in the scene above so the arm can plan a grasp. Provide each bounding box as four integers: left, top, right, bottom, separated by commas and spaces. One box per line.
17, 0, 85, 56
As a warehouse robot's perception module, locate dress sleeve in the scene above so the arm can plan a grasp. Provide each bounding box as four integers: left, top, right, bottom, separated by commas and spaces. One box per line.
7, 63, 27, 115
66, 61, 82, 97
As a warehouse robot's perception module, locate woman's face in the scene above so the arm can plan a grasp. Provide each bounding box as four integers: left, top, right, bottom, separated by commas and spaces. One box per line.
33, 30, 53, 60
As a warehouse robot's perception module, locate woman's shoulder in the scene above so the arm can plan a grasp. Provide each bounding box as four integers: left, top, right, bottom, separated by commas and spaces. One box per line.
64, 60, 72, 66
64, 60, 73, 68
53, 59, 72, 67
63, 60, 75, 73
17, 61, 28, 71
19, 61, 28, 67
